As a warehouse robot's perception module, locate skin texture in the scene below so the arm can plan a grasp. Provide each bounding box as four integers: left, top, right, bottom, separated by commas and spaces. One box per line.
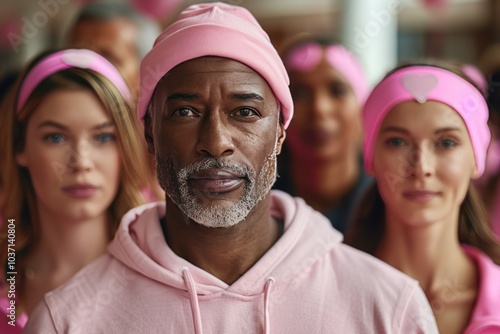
68, 18, 140, 95
373, 100, 479, 334
145, 57, 285, 284
16, 89, 120, 314
285, 56, 361, 212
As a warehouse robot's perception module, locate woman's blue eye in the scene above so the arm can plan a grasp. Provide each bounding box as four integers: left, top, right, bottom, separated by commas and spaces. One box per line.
95, 133, 115, 143
46, 134, 64, 143
387, 138, 405, 147
438, 139, 456, 149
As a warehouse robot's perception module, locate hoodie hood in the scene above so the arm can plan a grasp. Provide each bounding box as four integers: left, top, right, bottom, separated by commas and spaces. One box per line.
108, 190, 343, 333
108, 190, 343, 296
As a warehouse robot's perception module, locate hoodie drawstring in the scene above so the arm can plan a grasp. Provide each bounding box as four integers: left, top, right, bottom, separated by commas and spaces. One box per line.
264, 277, 275, 334
182, 267, 204, 334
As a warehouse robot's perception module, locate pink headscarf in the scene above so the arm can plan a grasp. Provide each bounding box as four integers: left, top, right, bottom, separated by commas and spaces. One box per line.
285, 42, 369, 104
363, 65, 490, 177
137, 2, 293, 128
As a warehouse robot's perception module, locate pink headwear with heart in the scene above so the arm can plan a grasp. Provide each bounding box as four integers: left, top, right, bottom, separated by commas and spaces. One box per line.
362, 65, 490, 177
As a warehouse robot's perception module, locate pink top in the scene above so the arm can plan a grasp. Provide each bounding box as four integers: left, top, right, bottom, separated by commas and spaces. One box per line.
24, 191, 438, 333
462, 246, 500, 333
0, 292, 28, 333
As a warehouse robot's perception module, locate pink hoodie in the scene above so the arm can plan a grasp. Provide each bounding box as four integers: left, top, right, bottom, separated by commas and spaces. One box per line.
24, 191, 438, 333
462, 246, 500, 333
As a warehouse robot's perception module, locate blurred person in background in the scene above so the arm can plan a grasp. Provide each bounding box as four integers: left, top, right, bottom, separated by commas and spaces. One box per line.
0, 48, 150, 332
66, 1, 161, 98
346, 61, 500, 334
274, 36, 372, 233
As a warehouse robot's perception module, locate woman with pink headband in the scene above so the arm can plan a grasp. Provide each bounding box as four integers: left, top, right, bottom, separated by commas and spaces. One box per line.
0, 48, 150, 332
274, 36, 372, 233
346, 62, 500, 333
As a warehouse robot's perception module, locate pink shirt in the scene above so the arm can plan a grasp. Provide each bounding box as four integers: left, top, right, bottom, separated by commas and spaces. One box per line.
24, 191, 438, 333
463, 246, 500, 333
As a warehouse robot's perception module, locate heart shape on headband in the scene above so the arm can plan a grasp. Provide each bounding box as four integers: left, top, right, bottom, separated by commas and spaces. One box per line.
402, 74, 438, 103
61, 50, 94, 69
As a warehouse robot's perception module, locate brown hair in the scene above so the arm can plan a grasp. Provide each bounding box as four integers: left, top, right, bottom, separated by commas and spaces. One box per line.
0, 49, 150, 297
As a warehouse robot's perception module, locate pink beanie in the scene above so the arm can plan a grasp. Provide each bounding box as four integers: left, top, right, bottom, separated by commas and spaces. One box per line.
363, 65, 490, 177
137, 2, 293, 128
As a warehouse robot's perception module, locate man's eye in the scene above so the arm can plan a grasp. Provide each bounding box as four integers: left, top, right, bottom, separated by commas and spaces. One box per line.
174, 108, 195, 117
234, 108, 258, 117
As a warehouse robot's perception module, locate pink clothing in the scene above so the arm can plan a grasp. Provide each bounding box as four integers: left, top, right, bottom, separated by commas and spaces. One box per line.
463, 246, 500, 333
0, 295, 27, 334
24, 191, 438, 333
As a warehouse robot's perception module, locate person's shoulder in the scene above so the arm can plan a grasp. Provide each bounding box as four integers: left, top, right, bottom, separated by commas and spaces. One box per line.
320, 244, 439, 333
330, 243, 421, 291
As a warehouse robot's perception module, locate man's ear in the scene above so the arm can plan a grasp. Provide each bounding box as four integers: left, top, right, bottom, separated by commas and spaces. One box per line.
144, 107, 155, 155
275, 122, 286, 155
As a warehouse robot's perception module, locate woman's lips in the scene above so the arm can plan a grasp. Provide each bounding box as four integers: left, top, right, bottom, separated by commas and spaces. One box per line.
402, 191, 440, 202
62, 184, 99, 198
190, 170, 245, 194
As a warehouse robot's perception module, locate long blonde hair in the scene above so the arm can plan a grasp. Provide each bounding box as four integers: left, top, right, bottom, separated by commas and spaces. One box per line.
0, 50, 150, 289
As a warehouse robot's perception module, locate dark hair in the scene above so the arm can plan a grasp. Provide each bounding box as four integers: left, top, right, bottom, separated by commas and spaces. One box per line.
70, 2, 160, 59
278, 34, 342, 62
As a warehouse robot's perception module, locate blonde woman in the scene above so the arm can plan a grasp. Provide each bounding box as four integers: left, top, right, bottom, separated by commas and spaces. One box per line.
0, 49, 150, 332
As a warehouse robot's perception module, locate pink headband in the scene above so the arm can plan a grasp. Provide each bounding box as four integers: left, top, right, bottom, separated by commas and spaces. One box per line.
17, 49, 131, 112
285, 42, 369, 103
363, 65, 490, 177
138, 3, 293, 128
462, 64, 487, 96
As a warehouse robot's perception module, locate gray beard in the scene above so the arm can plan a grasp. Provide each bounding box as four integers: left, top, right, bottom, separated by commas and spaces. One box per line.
156, 151, 277, 228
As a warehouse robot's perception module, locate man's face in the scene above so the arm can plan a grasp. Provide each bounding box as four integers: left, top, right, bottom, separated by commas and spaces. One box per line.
147, 57, 285, 228
68, 18, 140, 95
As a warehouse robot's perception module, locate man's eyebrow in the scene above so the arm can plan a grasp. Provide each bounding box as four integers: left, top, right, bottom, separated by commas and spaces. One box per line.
230, 93, 264, 101
166, 93, 200, 102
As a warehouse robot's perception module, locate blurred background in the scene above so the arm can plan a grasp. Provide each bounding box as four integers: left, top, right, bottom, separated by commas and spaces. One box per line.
1, 0, 499, 88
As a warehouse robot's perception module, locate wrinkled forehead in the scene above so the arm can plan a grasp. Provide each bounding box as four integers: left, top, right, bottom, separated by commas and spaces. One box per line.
151, 56, 279, 108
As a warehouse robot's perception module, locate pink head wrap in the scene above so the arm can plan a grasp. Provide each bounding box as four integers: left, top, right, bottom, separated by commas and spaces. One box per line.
17, 49, 131, 112
462, 64, 487, 96
285, 42, 369, 103
137, 2, 293, 128
363, 65, 490, 177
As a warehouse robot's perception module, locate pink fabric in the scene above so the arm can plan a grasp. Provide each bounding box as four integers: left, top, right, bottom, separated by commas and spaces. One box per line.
137, 2, 293, 129
462, 245, 500, 333
24, 191, 438, 333
0, 292, 28, 333
463, 64, 487, 96
17, 49, 131, 111
362, 65, 490, 177
285, 43, 369, 103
